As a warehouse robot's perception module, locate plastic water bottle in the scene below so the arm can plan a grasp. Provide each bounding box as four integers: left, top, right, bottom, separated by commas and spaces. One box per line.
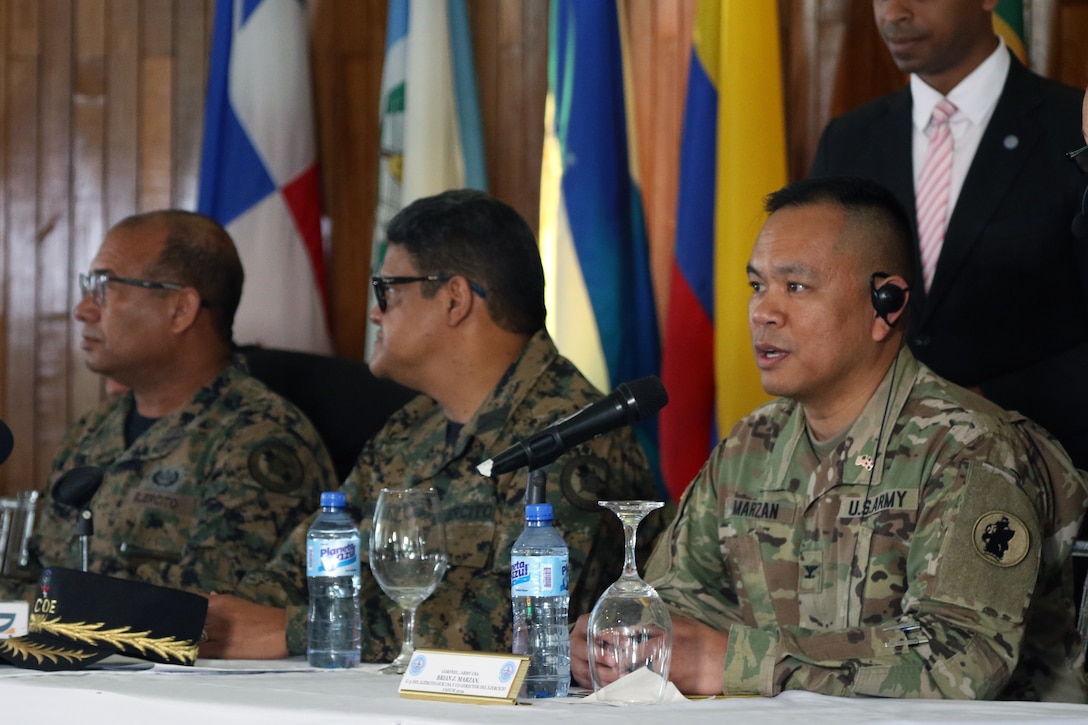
306, 491, 361, 668
511, 502, 570, 697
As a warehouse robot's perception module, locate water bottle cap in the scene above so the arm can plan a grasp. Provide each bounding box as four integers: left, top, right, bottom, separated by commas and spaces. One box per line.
525, 503, 553, 522
319, 491, 346, 508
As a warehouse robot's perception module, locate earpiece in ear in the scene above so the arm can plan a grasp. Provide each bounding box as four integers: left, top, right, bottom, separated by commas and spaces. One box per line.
870, 272, 908, 326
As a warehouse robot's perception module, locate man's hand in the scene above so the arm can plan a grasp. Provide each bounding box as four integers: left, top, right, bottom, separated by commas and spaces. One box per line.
199, 592, 289, 659
570, 612, 729, 696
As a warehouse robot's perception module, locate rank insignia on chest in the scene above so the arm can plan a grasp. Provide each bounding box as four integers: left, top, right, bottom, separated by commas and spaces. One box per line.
854, 454, 874, 471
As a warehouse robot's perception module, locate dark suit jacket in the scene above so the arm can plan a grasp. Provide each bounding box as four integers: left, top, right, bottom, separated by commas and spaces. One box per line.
811, 56, 1088, 466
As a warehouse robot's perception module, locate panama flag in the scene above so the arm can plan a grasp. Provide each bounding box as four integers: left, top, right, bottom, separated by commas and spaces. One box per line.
540, 0, 662, 489
659, 0, 786, 501
198, 0, 332, 353
366, 0, 487, 356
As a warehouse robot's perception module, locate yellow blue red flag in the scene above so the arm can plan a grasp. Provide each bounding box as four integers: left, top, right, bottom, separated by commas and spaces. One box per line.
659, 1, 787, 501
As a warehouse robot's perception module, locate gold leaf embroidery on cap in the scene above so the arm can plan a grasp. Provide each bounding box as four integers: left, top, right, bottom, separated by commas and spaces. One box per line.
27, 613, 199, 664
971, 511, 1030, 568
0, 638, 96, 666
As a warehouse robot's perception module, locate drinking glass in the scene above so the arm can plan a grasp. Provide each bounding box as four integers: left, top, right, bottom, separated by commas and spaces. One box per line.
586, 500, 672, 703
370, 487, 448, 674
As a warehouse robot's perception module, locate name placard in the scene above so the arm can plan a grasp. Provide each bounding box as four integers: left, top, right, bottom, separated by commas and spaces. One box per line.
398, 649, 530, 705
0, 600, 29, 639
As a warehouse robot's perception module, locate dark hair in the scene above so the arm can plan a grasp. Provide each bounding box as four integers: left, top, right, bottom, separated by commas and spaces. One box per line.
384, 189, 546, 334
116, 210, 244, 345
764, 176, 916, 287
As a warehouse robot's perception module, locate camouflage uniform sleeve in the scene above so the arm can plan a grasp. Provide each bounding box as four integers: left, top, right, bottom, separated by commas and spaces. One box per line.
133, 418, 334, 593
649, 436, 1045, 699
645, 453, 746, 631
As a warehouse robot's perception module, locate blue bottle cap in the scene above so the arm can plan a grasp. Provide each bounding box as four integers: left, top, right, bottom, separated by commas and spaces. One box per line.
320, 491, 346, 508
525, 503, 553, 522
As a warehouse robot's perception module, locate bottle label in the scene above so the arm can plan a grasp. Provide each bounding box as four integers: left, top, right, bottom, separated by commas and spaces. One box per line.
511, 555, 569, 597
306, 537, 361, 577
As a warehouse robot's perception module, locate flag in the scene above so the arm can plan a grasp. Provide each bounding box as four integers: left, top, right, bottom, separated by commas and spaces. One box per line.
367, 0, 487, 356
540, 0, 662, 490
993, 0, 1027, 64
198, 0, 331, 353
659, 1, 787, 502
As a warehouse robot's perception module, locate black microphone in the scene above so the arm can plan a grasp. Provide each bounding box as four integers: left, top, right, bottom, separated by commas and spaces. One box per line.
476, 376, 668, 478
53, 466, 105, 510
53, 466, 104, 573
0, 419, 13, 466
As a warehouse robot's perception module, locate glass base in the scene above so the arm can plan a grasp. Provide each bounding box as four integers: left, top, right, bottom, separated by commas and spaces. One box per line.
379, 661, 407, 675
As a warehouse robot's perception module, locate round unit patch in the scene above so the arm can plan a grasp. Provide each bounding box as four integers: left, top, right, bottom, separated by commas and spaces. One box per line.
559, 455, 610, 512
247, 441, 304, 494
971, 511, 1030, 567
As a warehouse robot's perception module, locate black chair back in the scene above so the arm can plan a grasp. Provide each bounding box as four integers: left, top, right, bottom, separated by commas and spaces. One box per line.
239, 346, 416, 481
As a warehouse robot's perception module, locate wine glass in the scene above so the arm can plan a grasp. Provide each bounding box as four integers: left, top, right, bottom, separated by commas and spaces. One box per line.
586, 500, 672, 703
369, 487, 448, 674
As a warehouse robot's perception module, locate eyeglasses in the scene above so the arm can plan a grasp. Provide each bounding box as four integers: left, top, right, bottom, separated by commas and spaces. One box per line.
79, 272, 185, 307
1067, 144, 1088, 175
370, 274, 487, 312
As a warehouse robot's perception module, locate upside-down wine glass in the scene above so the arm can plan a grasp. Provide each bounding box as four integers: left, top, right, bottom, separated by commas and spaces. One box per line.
369, 487, 448, 675
586, 500, 672, 703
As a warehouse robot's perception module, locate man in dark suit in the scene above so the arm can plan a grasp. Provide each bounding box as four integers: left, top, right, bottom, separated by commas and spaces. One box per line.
811, 0, 1088, 468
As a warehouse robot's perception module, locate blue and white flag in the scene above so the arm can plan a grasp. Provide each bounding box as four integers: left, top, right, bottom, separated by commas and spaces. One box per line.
540, 0, 662, 487
199, 0, 331, 353
366, 0, 487, 356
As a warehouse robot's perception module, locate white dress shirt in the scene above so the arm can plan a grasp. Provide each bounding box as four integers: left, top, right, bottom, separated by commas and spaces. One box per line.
911, 39, 1010, 216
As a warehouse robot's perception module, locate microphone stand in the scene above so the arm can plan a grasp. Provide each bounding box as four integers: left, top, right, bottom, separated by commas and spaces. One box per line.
76, 508, 93, 572
526, 468, 547, 506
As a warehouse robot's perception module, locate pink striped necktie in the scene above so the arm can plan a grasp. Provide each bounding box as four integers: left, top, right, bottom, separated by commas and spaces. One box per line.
916, 98, 957, 292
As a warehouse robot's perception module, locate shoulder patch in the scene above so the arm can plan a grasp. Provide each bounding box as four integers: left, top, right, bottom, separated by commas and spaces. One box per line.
559, 455, 610, 512
972, 511, 1030, 567
247, 441, 304, 494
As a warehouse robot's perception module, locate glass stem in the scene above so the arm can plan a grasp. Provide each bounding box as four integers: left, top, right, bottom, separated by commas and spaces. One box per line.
623, 520, 639, 578
400, 606, 417, 660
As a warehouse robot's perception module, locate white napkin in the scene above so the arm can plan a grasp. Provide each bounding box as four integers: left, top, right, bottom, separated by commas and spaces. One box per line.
579, 667, 686, 705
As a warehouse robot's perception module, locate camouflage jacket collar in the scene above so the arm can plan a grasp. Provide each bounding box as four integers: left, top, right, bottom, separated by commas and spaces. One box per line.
766, 347, 921, 497
381, 330, 560, 476
89, 360, 246, 465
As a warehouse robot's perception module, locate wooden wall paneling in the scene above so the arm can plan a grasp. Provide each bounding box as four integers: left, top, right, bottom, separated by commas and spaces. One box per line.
0, 1, 11, 495
312, 0, 386, 359
36, 0, 73, 493
622, 0, 687, 333
466, 0, 497, 198
829, 0, 904, 125
468, 0, 547, 235
512, 0, 547, 235
139, 0, 174, 211
171, 0, 212, 211
1050, 0, 1088, 88
4, 0, 40, 494
106, 0, 139, 224
782, 0, 818, 182
71, 0, 107, 424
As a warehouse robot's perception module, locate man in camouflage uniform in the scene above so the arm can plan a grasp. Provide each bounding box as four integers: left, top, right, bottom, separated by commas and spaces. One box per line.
0, 210, 336, 599
572, 177, 1088, 701
200, 189, 663, 661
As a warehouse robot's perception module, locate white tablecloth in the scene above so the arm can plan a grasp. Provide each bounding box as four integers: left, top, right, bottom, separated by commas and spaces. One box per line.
2, 658, 1087, 724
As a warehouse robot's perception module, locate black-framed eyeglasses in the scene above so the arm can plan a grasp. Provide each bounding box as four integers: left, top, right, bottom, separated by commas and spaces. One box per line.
79, 272, 187, 307
370, 274, 487, 312
1067, 144, 1088, 175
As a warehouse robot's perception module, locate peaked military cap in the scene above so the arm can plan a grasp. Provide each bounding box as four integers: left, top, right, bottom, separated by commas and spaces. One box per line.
0, 567, 206, 671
